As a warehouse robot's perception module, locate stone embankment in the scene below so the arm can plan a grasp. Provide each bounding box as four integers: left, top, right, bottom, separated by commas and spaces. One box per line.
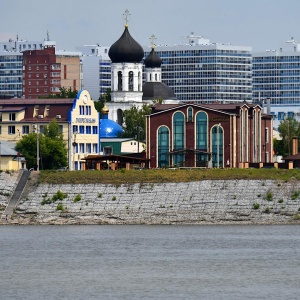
1, 171, 300, 225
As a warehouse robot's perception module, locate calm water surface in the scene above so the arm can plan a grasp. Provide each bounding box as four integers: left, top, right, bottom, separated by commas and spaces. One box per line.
0, 225, 299, 300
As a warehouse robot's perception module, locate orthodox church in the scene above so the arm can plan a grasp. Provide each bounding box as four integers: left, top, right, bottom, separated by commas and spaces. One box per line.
107, 13, 179, 124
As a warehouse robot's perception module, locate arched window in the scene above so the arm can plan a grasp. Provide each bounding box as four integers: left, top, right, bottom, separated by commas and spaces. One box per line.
128, 71, 133, 91
158, 126, 170, 167
196, 112, 208, 166
211, 125, 223, 168
117, 71, 122, 91
155, 74, 157, 81
149, 74, 152, 81
117, 109, 123, 125
173, 112, 184, 166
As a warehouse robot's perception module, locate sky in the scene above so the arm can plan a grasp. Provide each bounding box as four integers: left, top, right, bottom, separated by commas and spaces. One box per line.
1, 0, 300, 52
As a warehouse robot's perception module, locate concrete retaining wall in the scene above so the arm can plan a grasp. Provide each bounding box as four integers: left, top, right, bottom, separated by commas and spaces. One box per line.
8, 178, 300, 225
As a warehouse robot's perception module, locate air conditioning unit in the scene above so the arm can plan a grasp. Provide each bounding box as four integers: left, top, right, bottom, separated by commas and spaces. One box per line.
38, 114, 44, 118
56, 114, 61, 119
32, 124, 37, 129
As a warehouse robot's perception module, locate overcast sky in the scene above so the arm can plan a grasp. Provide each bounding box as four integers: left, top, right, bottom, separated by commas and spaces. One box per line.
1, 0, 300, 52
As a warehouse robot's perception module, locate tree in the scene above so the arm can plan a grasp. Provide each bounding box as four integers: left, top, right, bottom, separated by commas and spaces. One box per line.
121, 104, 152, 141
276, 117, 300, 156
16, 119, 68, 170
94, 88, 111, 116
39, 87, 78, 99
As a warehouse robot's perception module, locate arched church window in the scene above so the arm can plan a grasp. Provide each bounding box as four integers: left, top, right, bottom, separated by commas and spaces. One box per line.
118, 71, 122, 91
211, 125, 223, 168
196, 112, 208, 167
158, 126, 170, 167
117, 109, 123, 125
173, 112, 185, 167
128, 71, 134, 91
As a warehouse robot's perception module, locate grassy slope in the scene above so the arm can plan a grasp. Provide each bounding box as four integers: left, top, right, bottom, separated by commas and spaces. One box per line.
38, 168, 300, 185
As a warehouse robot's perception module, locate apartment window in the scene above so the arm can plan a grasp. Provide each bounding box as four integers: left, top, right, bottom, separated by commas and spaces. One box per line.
86, 143, 91, 153
79, 143, 85, 153
0, 126, 2, 134
59, 125, 63, 133
79, 105, 84, 115
22, 125, 29, 134
44, 66, 47, 70
278, 112, 285, 121
79, 126, 84, 134
92, 143, 97, 153
9, 113, 16, 121
36, 66, 39, 70
86, 126, 91, 134
92, 126, 98, 134
73, 125, 78, 133
8, 126, 15, 134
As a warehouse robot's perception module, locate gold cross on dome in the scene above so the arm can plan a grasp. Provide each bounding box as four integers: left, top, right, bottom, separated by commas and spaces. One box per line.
123, 9, 131, 26
150, 34, 157, 48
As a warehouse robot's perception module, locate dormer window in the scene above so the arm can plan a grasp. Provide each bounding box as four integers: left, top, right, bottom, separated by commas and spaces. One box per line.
9, 113, 16, 121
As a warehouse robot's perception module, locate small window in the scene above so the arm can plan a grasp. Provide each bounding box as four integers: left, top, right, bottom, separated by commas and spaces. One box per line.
265, 128, 269, 143
9, 113, 16, 121
92, 126, 98, 134
278, 112, 285, 121
8, 126, 15, 134
73, 125, 78, 133
79, 126, 84, 134
0, 126, 2, 134
103, 146, 112, 155
22, 125, 29, 134
79, 143, 85, 153
86, 126, 91, 134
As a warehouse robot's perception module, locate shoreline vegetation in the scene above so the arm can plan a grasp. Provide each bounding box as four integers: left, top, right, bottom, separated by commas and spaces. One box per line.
39, 168, 300, 185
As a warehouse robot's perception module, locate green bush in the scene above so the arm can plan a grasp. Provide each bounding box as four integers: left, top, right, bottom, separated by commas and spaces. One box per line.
56, 203, 64, 211
41, 190, 67, 205
264, 207, 270, 214
265, 191, 273, 201
253, 203, 260, 209
278, 199, 284, 203
74, 194, 81, 203
291, 191, 300, 200
98, 192, 102, 198
112, 196, 116, 201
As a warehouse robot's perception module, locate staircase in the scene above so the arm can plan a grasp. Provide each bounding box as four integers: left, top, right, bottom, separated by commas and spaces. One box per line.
3, 170, 31, 217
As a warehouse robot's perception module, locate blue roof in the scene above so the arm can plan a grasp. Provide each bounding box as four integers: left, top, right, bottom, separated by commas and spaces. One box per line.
100, 119, 124, 138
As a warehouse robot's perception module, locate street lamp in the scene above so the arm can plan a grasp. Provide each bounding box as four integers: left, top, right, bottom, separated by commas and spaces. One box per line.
36, 127, 40, 171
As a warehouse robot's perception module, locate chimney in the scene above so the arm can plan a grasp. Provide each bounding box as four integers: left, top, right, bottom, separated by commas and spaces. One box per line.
292, 136, 298, 155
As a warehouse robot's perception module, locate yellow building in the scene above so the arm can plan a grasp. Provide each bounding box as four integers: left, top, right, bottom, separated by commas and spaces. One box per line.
0, 90, 99, 170
0, 140, 26, 171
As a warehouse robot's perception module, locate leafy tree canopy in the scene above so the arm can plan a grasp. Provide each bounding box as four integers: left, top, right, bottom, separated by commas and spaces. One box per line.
120, 104, 152, 141
39, 87, 78, 99
16, 119, 68, 170
94, 88, 111, 116
275, 117, 300, 157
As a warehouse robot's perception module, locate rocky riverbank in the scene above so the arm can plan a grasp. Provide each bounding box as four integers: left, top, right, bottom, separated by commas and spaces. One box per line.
1, 171, 300, 225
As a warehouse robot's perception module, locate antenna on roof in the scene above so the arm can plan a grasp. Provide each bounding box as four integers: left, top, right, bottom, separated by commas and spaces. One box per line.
47, 30, 50, 41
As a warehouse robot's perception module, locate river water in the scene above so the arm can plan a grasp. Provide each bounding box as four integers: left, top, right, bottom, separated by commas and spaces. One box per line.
0, 225, 299, 300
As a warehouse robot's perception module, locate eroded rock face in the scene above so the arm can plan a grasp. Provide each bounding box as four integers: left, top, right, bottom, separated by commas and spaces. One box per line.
1, 178, 300, 225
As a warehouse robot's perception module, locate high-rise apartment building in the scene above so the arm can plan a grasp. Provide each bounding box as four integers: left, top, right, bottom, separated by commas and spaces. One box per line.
23, 43, 81, 98
144, 34, 252, 103
76, 45, 111, 100
0, 38, 48, 98
253, 38, 300, 127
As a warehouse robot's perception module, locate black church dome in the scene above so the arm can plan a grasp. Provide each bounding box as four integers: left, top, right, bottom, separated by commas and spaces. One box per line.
144, 47, 162, 68
108, 26, 144, 63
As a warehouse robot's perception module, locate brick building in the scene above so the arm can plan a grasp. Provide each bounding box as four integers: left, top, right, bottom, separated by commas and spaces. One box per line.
22, 45, 81, 98
146, 102, 273, 168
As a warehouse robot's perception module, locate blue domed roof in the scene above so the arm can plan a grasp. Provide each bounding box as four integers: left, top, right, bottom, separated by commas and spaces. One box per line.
100, 119, 124, 138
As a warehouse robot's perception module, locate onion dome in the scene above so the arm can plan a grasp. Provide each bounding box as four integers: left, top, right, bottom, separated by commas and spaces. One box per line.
142, 82, 177, 100
144, 47, 162, 68
100, 119, 124, 138
101, 103, 109, 114
108, 26, 144, 63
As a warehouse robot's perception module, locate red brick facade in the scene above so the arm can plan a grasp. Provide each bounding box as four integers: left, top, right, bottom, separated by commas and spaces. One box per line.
146, 103, 273, 168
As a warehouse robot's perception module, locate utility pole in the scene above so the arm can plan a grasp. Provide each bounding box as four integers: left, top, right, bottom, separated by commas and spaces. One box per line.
36, 128, 39, 171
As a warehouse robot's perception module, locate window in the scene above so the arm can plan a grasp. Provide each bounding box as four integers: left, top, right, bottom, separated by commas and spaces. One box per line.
278, 112, 285, 121
73, 125, 78, 133
86, 126, 91, 134
118, 71, 122, 91
39, 125, 46, 133
128, 71, 133, 91
92, 126, 98, 134
188, 107, 193, 122
173, 112, 185, 166
0, 126, 2, 134
103, 146, 112, 155
212, 125, 223, 168
86, 143, 91, 153
79, 105, 84, 115
59, 125, 63, 133
92, 143, 98, 153
79, 143, 85, 153
8, 126, 15, 134
265, 128, 269, 143
158, 126, 170, 167
79, 126, 84, 134
9, 113, 16, 121
86, 106, 91, 115
22, 125, 29, 134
